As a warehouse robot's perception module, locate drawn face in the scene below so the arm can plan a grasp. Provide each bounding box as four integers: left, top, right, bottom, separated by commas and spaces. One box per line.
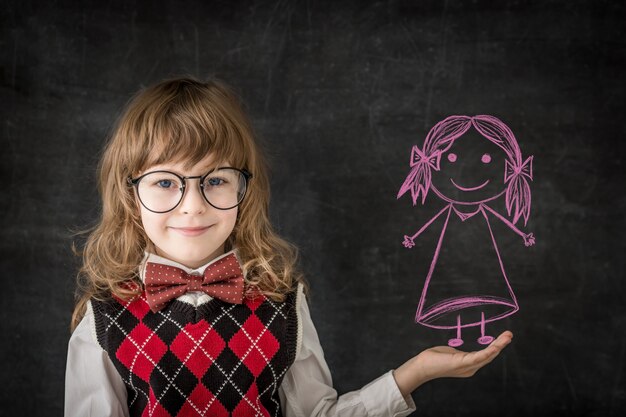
430, 129, 507, 204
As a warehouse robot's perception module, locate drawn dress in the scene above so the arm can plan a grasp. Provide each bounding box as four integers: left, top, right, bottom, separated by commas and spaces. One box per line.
415, 202, 518, 330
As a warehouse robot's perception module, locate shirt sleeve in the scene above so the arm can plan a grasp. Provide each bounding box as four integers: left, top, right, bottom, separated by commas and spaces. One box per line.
279, 284, 417, 417
64, 301, 129, 417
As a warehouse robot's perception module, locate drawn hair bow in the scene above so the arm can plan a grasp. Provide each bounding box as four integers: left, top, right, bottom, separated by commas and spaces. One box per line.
410, 146, 441, 171
504, 155, 533, 183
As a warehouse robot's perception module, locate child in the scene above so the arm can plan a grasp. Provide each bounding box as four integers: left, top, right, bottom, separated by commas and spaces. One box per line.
65, 77, 513, 417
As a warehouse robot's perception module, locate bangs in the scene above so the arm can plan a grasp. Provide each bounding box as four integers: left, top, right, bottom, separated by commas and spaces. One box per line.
141, 116, 247, 172
125, 79, 252, 176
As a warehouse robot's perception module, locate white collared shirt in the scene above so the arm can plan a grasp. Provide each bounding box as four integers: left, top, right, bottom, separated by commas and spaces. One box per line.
64, 249, 417, 416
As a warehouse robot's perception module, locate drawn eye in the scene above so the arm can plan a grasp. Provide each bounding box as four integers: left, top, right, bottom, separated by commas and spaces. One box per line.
481, 153, 491, 163
447, 153, 457, 163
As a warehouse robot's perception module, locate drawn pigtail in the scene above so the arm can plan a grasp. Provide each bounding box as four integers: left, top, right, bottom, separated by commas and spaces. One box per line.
397, 147, 440, 205
473, 115, 533, 226
397, 116, 472, 205
505, 156, 533, 225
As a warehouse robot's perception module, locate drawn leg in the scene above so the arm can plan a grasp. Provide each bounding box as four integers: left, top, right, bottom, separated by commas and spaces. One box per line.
448, 314, 464, 347
477, 311, 494, 345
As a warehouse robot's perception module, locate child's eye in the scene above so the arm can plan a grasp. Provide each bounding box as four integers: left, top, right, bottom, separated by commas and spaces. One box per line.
481, 153, 491, 163
146, 174, 181, 190
157, 179, 174, 188
447, 153, 457, 163
205, 177, 227, 187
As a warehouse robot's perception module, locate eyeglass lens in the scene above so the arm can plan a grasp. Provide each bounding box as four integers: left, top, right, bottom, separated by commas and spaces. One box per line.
136, 169, 246, 212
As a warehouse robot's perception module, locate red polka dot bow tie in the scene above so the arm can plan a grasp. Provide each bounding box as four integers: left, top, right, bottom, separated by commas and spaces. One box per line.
144, 252, 245, 312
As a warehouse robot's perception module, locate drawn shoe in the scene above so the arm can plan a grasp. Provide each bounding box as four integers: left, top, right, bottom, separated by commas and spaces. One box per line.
477, 335, 494, 345
448, 338, 464, 347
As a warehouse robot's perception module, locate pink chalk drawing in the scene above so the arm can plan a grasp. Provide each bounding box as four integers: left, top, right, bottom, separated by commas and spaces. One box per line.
397, 115, 534, 347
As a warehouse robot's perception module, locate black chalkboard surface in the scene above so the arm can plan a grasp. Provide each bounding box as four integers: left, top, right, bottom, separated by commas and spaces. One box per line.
1, 1, 625, 415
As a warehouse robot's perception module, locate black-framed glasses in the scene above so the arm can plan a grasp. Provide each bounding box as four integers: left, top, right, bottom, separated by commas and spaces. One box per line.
127, 167, 253, 213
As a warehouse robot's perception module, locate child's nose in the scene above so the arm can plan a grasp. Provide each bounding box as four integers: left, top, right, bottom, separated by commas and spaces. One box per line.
178, 179, 209, 214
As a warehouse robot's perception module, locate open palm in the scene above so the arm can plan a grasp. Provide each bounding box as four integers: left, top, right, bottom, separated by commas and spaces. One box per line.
418, 331, 513, 380
393, 331, 513, 396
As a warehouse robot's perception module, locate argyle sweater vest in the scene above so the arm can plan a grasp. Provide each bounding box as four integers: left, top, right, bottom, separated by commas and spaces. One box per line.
91, 288, 299, 417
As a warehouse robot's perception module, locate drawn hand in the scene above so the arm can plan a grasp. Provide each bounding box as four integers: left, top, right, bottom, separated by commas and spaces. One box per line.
402, 235, 415, 248
523, 232, 535, 246
393, 331, 513, 398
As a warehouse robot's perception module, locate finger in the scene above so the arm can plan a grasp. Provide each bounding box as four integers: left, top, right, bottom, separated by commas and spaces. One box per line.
467, 346, 499, 365
489, 331, 513, 350
479, 343, 508, 366
458, 347, 495, 367
476, 331, 513, 363
465, 331, 513, 365
477, 333, 512, 360
430, 346, 461, 354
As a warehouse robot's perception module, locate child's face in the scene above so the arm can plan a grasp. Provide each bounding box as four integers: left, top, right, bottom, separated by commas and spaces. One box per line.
136, 154, 238, 269
430, 130, 507, 204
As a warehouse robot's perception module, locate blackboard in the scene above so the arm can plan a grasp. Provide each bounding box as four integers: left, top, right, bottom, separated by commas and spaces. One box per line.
1, 0, 625, 415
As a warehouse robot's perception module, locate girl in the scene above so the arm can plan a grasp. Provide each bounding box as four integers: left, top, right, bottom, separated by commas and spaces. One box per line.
398, 115, 534, 348
65, 77, 513, 417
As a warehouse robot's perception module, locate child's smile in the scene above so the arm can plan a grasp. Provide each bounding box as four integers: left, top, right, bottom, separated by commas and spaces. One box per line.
169, 225, 214, 236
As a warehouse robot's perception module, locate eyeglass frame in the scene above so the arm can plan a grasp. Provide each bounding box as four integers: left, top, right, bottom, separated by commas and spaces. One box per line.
127, 167, 253, 213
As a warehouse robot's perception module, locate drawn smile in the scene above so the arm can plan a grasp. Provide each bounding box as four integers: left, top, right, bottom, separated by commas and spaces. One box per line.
449, 178, 490, 191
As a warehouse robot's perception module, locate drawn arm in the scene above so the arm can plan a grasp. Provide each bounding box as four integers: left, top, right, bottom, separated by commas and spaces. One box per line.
482, 204, 535, 246
402, 205, 451, 248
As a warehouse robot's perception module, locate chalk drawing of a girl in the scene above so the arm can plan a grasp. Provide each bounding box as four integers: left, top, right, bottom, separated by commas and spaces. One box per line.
397, 115, 534, 347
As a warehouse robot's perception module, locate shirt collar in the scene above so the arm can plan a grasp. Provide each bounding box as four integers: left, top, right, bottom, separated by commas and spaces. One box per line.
139, 248, 241, 283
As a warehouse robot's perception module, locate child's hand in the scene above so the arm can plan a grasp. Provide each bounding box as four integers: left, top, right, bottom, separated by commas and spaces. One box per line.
402, 235, 415, 248
523, 233, 535, 246
393, 331, 513, 398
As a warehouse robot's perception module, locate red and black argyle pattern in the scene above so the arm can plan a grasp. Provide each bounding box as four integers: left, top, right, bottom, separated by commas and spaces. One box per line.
91, 289, 298, 417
